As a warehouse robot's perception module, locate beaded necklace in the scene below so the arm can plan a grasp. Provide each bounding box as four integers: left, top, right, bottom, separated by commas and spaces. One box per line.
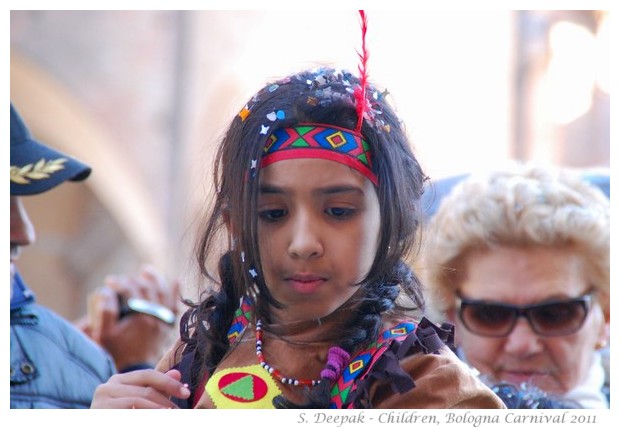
255, 319, 320, 386
255, 319, 350, 387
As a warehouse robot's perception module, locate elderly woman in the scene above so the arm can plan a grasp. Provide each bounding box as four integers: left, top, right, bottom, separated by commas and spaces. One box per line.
421, 162, 610, 408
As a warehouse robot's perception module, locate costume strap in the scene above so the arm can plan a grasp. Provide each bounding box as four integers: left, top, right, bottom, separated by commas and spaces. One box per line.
227, 295, 253, 341
330, 317, 454, 409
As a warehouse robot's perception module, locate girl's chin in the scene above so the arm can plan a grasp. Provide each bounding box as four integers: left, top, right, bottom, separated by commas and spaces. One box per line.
271, 304, 338, 324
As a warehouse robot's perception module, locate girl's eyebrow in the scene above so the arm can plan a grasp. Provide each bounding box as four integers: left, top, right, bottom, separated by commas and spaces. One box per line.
259, 184, 283, 195
319, 185, 365, 196
259, 184, 365, 196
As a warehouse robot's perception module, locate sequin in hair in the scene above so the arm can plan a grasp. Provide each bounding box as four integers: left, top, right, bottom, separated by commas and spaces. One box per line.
179, 67, 428, 408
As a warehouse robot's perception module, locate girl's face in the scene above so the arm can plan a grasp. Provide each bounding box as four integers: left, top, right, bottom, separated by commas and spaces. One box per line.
257, 158, 381, 323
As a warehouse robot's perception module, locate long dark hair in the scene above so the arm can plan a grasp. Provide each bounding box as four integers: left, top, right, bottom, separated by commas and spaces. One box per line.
179, 67, 428, 407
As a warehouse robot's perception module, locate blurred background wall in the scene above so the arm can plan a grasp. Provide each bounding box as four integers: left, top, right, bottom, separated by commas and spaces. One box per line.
9, 10, 609, 320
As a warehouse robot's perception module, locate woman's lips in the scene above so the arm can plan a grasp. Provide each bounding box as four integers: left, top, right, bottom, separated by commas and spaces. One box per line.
501, 370, 545, 385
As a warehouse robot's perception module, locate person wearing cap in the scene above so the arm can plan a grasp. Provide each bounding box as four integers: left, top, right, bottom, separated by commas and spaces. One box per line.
10, 102, 179, 408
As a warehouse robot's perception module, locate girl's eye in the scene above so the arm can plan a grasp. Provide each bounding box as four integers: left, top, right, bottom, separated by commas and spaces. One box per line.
325, 207, 355, 219
259, 209, 287, 222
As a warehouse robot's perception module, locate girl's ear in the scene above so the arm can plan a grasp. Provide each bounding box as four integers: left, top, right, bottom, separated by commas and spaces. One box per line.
223, 210, 232, 232
222, 207, 237, 248
222, 201, 235, 232
222, 210, 237, 244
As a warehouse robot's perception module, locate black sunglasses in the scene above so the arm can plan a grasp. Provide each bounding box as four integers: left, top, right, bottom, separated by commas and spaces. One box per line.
457, 292, 593, 337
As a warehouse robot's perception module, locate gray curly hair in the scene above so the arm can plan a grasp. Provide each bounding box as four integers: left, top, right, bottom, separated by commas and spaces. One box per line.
421, 161, 610, 319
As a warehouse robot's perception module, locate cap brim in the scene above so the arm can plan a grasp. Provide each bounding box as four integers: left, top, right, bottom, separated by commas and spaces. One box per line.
10, 138, 91, 196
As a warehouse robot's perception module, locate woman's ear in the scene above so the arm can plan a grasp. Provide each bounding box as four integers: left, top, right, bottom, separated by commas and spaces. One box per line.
597, 319, 609, 351
591, 304, 609, 350
445, 306, 457, 324
445, 306, 464, 347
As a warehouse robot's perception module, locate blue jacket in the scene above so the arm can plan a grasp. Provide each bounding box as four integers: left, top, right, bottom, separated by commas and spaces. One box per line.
10, 273, 116, 408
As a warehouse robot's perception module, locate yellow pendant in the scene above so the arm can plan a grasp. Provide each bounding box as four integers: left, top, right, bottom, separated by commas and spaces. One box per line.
206, 364, 282, 409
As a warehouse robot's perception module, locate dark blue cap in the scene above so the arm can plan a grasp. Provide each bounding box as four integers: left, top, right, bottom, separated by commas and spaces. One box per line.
10, 103, 91, 195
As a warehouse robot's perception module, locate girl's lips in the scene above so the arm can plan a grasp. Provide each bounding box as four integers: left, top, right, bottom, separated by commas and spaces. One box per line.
286, 276, 326, 294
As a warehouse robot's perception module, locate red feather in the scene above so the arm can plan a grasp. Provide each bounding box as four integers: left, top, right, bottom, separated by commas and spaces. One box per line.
354, 10, 369, 133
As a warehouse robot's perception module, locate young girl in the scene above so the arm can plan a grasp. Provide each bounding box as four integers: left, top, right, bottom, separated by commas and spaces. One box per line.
91, 66, 504, 409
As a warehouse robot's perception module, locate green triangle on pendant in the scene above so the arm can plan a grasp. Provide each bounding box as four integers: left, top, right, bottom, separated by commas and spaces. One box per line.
221, 374, 255, 400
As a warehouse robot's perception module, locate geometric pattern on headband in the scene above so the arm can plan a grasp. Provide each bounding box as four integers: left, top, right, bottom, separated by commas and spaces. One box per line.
261, 124, 378, 185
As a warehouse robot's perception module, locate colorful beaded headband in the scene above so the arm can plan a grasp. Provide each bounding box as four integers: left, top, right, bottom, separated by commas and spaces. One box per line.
261, 124, 377, 185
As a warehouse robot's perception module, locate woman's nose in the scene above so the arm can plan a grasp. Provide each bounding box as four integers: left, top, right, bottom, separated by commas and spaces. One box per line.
503, 318, 543, 357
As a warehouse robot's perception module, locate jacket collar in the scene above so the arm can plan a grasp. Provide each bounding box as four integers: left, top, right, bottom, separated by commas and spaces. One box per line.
11, 271, 36, 312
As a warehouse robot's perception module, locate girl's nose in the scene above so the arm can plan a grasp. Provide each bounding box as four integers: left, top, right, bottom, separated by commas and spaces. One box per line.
287, 213, 324, 259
